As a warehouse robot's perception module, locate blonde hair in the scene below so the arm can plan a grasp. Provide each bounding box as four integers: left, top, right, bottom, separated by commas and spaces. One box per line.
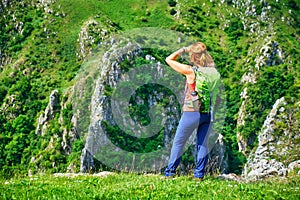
189, 42, 214, 67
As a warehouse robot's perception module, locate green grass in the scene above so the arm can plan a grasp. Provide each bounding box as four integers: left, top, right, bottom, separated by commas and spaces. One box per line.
97, 0, 175, 29
1, 173, 300, 200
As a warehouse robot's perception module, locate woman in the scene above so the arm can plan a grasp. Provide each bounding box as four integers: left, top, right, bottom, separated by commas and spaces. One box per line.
164, 42, 217, 180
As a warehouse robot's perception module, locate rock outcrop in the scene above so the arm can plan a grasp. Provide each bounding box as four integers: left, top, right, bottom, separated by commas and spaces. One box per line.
243, 97, 300, 179
35, 90, 59, 135
205, 134, 228, 174
237, 37, 285, 155
79, 40, 143, 172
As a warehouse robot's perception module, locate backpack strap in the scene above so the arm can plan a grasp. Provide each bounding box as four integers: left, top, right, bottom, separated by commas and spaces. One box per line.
210, 91, 214, 122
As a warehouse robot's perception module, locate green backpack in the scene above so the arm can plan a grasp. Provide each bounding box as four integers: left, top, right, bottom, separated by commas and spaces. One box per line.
191, 66, 221, 120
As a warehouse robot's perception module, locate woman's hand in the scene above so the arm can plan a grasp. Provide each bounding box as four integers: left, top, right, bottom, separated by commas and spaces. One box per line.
166, 46, 187, 61
183, 46, 190, 53
165, 47, 194, 78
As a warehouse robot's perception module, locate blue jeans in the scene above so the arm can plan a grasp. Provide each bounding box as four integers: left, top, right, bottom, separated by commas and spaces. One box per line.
164, 112, 211, 178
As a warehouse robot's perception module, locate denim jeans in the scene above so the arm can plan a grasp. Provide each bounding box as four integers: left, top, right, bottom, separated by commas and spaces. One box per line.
164, 112, 211, 178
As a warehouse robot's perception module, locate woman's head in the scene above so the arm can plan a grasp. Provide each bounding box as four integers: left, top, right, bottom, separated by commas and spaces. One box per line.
188, 42, 214, 67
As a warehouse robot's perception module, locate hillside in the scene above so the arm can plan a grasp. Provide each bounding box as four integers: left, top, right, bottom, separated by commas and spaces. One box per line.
0, 0, 299, 180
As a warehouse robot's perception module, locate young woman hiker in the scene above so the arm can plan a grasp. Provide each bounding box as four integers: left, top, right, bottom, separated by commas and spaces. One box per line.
164, 42, 220, 180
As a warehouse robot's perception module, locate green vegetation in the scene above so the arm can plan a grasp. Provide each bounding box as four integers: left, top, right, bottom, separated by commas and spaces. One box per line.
1, 173, 299, 199
97, 0, 175, 29
0, 0, 299, 179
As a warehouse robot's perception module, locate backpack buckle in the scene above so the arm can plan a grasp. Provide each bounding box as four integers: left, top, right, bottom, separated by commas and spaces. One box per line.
191, 91, 198, 96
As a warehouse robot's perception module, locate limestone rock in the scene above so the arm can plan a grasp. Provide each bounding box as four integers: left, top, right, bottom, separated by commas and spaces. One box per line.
205, 134, 228, 174
217, 173, 241, 182
35, 90, 59, 135
80, 148, 94, 173
288, 160, 300, 175
243, 97, 300, 180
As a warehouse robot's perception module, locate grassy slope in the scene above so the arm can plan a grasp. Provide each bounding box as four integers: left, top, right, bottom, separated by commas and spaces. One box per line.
96, 0, 175, 29
1, 0, 175, 95
1, 173, 299, 199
